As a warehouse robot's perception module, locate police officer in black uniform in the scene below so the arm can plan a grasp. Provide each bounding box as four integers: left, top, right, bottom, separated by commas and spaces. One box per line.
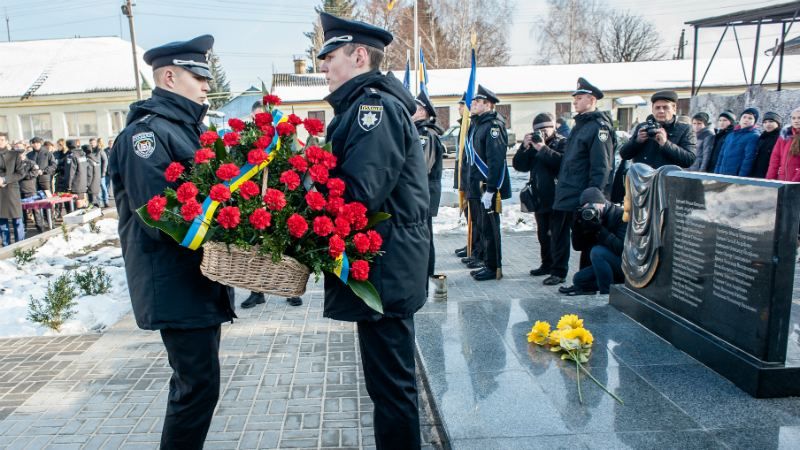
454, 92, 471, 258
412, 90, 445, 279
318, 12, 429, 450
468, 85, 511, 281
544, 77, 615, 287
107, 35, 235, 449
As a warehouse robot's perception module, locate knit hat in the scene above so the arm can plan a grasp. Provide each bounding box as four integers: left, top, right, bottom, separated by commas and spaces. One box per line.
740, 107, 760, 122
532, 112, 555, 130
718, 110, 736, 123
763, 111, 782, 126
579, 187, 606, 205
692, 112, 710, 125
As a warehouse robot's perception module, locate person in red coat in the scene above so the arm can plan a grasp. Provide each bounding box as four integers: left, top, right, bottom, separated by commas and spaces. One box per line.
766, 107, 800, 182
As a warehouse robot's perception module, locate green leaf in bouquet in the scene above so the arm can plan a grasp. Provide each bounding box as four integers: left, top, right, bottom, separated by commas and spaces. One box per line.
347, 279, 383, 314
366, 212, 392, 229
322, 142, 333, 152
214, 137, 227, 161
136, 204, 191, 245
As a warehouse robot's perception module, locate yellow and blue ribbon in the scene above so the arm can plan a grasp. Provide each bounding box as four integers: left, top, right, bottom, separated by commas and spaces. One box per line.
333, 252, 350, 284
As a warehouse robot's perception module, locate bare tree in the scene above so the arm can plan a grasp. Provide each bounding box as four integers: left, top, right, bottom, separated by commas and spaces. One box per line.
537, 0, 600, 64
305, 0, 357, 70
592, 11, 666, 62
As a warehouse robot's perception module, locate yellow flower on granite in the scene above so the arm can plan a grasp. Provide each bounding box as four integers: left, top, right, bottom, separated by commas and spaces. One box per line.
557, 314, 584, 331
547, 329, 562, 346
527, 321, 551, 345
562, 327, 594, 347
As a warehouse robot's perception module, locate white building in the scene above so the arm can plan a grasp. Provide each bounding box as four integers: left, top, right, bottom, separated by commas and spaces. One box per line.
0, 36, 152, 142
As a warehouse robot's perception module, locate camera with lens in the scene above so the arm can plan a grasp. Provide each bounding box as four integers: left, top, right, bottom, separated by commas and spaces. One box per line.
643, 117, 662, 138
531, 130, 544, 144
578, 205, 601, 224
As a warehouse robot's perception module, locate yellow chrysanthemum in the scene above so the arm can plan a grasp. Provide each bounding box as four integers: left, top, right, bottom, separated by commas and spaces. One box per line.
557, 314, 584, 331
527, 321, 551, 345
547, 329, 562, 346
562, 327, 594, 347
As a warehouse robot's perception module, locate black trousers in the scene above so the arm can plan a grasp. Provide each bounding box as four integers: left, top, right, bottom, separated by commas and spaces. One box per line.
480, 195, 502, 271
357, 317, 421, 450
427, 214, 435, 278
159, 325, 221, 449
467, 198, 483, 259
534, 211, 553, 270
549, 210, 574, 278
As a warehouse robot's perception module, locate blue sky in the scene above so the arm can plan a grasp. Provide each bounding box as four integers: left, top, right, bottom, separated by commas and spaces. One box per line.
1, 0, 793, 93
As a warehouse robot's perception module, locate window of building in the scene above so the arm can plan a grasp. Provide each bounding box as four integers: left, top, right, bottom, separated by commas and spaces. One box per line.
20, 113, 53, 140
495, 104, 511, 125
617, 107, 634, 133
555, 102, 572, 120
110, 110, 128, 136
435, 107, 450, 129
308, 110, 326, 128
66, 111, 98, 138
0, 115, 7, 134
677, 98, 690, 116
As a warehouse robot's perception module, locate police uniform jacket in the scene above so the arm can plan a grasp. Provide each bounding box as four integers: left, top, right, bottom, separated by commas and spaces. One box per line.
323, 70, 430, 322
619, 115, 696, 169
512, 134, 566, 214
18, 155, 39, 198
67, 148, 89, 194
454, 117, 471, 192
26, 148, 56, 191
467, 111, 512, 200
0, 148, 25, 219
86, 149, 102, 197
415, 120, 445, 217
108, 87, 235, 330
553, 110, 614, 212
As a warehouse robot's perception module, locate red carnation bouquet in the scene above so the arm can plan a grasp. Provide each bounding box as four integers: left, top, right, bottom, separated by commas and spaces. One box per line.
136, 94, 386, 312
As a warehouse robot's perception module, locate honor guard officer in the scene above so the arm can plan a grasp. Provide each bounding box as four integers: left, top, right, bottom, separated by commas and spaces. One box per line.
454, 92, 475, 259
318, 12, 430, 450
412, 90, 445, 279
468, 85, 511, 281
107, 35, 235, 449
545, 77, 614, 287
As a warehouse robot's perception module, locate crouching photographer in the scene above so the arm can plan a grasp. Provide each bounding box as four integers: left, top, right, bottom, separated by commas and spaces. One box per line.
559, 187, 627, 296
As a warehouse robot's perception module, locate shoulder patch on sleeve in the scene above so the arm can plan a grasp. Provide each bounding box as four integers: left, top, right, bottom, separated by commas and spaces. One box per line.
358, 104, 383, 132
132, 131, 156, 158
598, 129, 609, 142
490, 127, 500, 139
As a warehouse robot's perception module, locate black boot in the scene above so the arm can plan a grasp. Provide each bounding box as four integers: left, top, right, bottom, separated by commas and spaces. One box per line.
286, 297, 302, 306
241, 292, 266, 308
529, 266, 550, 276
454, 246, 467, 256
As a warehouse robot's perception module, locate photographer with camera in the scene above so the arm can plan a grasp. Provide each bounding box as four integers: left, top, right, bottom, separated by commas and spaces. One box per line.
560, 187, 627, 296
620, 90, 696, 169
512, 112, 566, 277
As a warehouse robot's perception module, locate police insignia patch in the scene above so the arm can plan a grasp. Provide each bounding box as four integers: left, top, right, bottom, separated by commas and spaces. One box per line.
490, 127, 500, 139
133, 131, 156, 158
358, 104, 383, 131
419, 136, 428, 146
598, 129, 609, 143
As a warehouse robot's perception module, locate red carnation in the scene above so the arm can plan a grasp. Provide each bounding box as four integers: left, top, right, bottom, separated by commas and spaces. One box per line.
353, 232, 371, 254
288, 155, 308, 172
287, 114, 303, 126
305, 191, 326, 211
309, 164, 329, 184
164, 162, 185, 183
321, 152, 337, 170
216, 206, 240, 229
313, 216, 334, 236
199, 131, 219, 147
254, 135, 273, 150
238, 180, 260, 200
194, 148, 215, 164
350, 260, 370, 281
216, 163, 240, 181
279, 170, 301, 190
328, 235, 345, 258
228, 118, 245, 132
263, 94, 282, 106
247, 149, 267, 165
254, 112, 273, 128
326, 196, 345, 216
180, 199, 203, 221
264, 188, 286, 210
342, 202, 367, 225
259, 125, 275, 141
176, 181, 198, 203
276, 122, 295, 137
248, 208, 271, 230
303, 118, 324, 136
334, 216, 351, 237
352, 215, 368, 230
223, 132, 240, 147
146, 195, 167, 221
287, 213, 308, 238
210, 184, 231, 202
367, 230, 383, 252
305, 146, 324, 164
326, 178, 345, 197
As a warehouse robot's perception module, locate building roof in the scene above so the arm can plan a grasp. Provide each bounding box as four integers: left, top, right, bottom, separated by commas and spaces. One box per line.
685, 1, 800, 28
270, 56, 800, 104
0, 36, 153, 99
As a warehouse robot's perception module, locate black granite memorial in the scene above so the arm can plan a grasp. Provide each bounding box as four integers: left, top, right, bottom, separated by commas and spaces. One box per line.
610, 167, 800, 398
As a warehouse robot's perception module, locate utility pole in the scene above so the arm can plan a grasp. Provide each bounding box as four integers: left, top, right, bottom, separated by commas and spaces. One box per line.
676, 29, 686, 60
121, 0, 142, 100
5, 8, 10, 42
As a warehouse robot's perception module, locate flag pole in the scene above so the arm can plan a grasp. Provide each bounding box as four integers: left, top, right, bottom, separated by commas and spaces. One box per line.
413, 0, 419, 96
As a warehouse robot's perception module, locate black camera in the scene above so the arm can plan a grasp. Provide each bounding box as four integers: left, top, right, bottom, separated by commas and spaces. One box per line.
579, 206, 601, 224
531, 130, 544, 144
643, 117, 662, 138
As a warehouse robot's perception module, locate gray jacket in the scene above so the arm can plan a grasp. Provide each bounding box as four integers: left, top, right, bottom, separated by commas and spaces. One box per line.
689, 126, 715, 171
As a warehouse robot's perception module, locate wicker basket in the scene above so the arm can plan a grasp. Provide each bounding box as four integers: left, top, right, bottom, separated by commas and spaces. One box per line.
200, 242, 311, 297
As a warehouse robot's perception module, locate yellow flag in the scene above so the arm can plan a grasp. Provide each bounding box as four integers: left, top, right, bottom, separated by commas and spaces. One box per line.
387, 0, 397, 11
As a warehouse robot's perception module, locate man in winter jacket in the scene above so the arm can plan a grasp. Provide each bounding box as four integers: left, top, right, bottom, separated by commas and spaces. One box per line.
512, 112, 565, 277
767, 107, 800, 181
86, 144, 103, 207
545, 77, 615, 286
318, 13, 429, 449
0, 134, 26, 246
17, 144, 43, 232
707, 110, 736, 173
619, 90, 696, 169
714, 107, 761, 177
26, 137, 57, 192
688, 112, 715, 171
751, 111, 781, 178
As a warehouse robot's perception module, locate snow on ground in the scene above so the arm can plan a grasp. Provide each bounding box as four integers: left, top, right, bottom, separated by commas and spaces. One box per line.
0, 218, 131, 338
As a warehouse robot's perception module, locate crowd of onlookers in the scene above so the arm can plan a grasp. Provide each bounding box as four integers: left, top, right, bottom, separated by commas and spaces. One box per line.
0, 133, 112, 246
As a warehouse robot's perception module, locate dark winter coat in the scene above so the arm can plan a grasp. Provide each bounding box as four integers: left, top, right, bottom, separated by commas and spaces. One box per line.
688, 126, 715, 171
86, 148, 102, 197
18, 153, 39, 198
557, 122, 571, 138
25, 148, 57, 191
512, 133, 566, 213
571, 201, 627, 255
322, 70, 430, 322
54, 151, 69, 192
706, 125, 733, 173
553, 110, 615, 212
466, 110, 512, 200
66, 147, 89, 194
0, 148, 25, 219
108, 87, 235, 330
619, 115, 696, 168
750, 127, 780, 178
415, 119, 445, 216
714, 125, 761, 176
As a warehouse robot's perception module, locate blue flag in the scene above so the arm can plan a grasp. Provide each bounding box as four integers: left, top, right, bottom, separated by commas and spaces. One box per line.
403, 54, 410, 91
419, 49, 429, 95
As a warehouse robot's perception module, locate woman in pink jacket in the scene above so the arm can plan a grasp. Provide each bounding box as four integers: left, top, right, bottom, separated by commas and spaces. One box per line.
767, 107, 800, 181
